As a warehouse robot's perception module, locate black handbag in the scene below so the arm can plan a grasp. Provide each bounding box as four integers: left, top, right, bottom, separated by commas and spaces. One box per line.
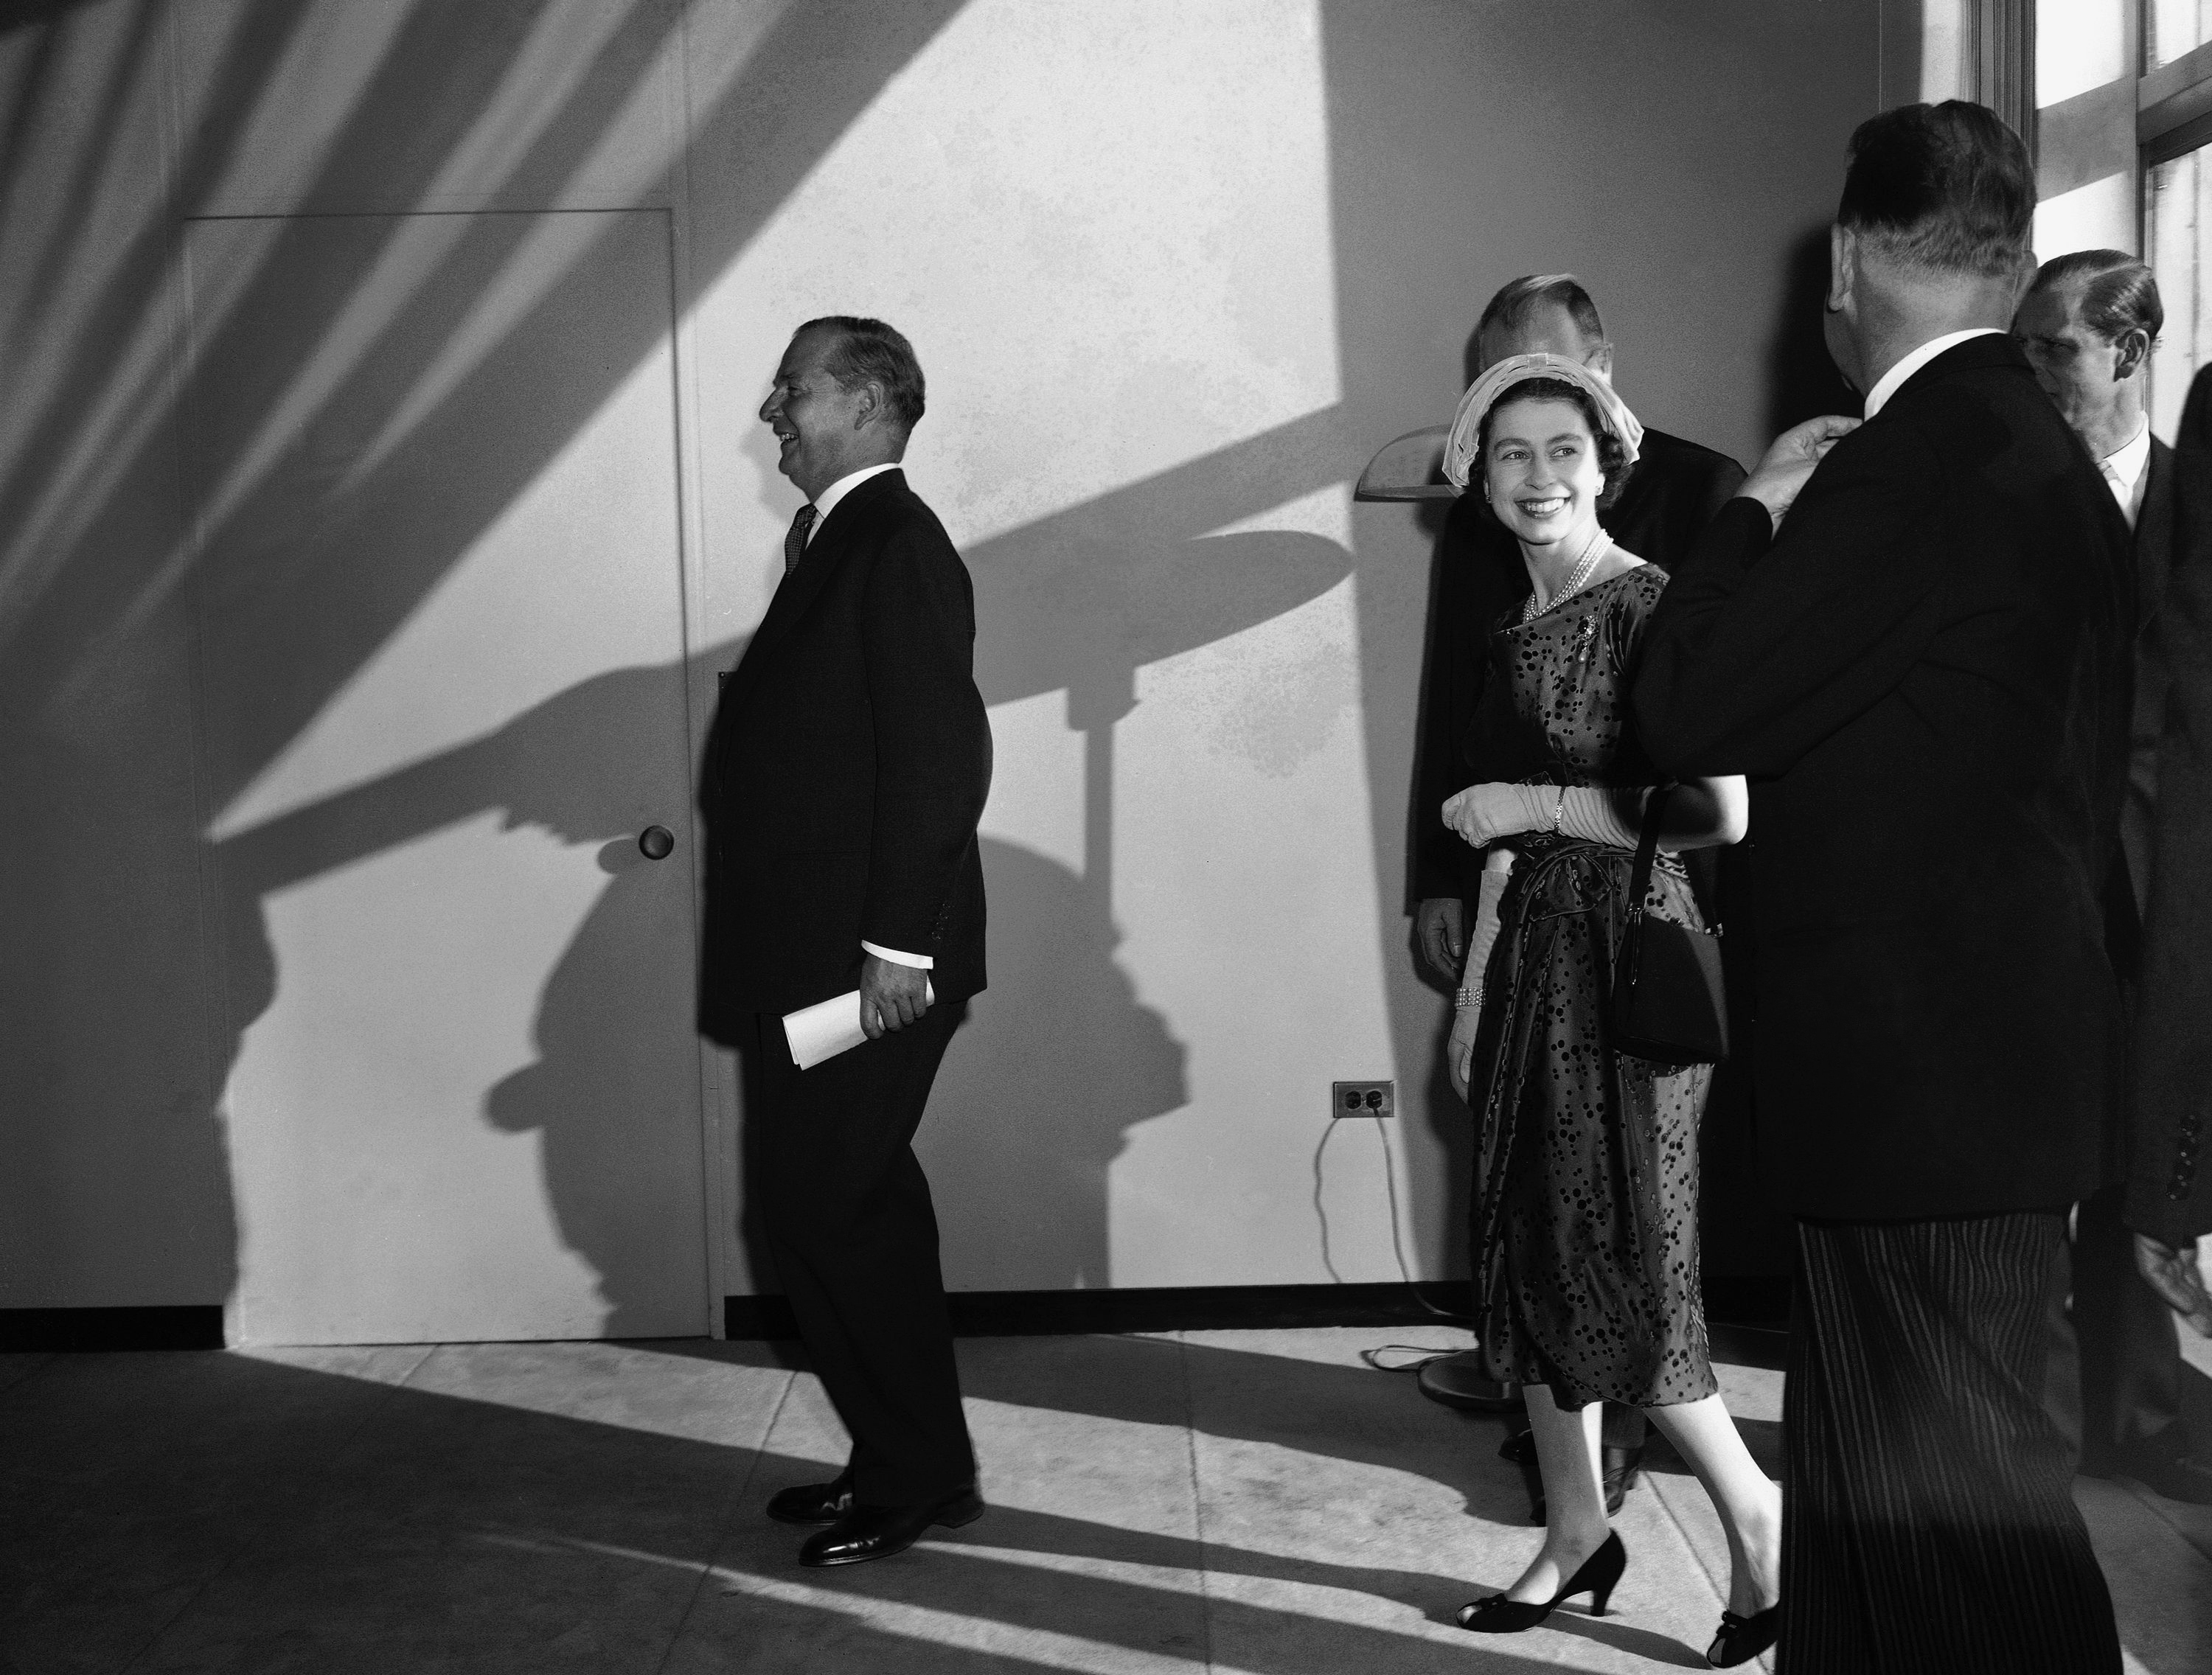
1610, 784, 1729, 1067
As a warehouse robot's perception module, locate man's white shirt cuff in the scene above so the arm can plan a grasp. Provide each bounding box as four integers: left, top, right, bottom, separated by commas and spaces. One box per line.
862, 941, 934, 969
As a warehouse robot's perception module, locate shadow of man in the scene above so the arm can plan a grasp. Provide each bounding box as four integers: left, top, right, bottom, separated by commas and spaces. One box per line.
218, 647, 734, 1338
917, 838, 1190, 1292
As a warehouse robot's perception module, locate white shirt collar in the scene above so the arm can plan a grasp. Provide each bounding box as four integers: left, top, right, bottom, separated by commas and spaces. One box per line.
1861, 328, 2005, 420
2097, 419, 2152, 529
807, 462, 901, 543
2102, 419, 2152, 492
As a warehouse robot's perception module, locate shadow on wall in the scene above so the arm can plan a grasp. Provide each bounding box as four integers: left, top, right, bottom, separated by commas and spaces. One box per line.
1767, 223, 1863, 432
216, 644, 743, 1337
0, 0, 966, 1314
2, 0, 1883, 1326
223, 406, 1363, 1323
734, 428, 1361, 1297
920, 839, 1189, 1292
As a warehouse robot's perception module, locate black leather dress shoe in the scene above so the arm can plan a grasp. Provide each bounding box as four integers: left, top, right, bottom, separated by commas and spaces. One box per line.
798, 1488, 985, 1567
1416, 1349, 1523, 1413
1500, 1427, 1641, 1523
766, 1474, 855, 1525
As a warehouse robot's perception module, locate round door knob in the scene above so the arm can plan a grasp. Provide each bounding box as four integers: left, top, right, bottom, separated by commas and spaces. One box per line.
638, 825, 675, 860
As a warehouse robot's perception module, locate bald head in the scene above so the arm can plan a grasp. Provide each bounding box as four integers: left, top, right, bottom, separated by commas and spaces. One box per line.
1473, 275, 1613, 381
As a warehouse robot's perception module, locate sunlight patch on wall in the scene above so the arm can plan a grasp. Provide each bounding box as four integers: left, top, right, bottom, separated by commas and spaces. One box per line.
690, 0, 1341, 607
1200, 481, 1353, 549
2036, 0, 2128, 110
978, 691, 1087, 880
1105, 570, 1399, 1288
2036, 170, 2135, 262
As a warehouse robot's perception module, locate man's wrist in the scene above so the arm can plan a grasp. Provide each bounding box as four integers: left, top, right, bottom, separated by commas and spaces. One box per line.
862, 941, 933, 969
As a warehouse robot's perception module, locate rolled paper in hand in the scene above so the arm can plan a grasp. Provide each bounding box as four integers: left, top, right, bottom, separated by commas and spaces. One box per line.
784, 979, 937, 1070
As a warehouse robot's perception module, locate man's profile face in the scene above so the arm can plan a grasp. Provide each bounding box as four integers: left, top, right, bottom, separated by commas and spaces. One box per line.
1475, 301, 1613, 382
760, 328, 868, 500
2012, 282, 2125, 435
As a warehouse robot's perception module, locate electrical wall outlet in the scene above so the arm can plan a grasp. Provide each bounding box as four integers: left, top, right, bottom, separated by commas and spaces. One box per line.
1331, 1079, 1394, 1119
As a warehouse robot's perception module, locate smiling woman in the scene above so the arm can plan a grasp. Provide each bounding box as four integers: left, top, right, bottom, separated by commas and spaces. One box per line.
1477, 385, 1630, 607
1428, 355, 1769, 1654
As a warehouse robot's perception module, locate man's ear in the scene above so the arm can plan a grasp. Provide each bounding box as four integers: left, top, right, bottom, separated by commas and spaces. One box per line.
1826, 223, 1854, 313
1585, 341, 1616, 383
852, 380, 884, 429
2115, 327, 2152, 382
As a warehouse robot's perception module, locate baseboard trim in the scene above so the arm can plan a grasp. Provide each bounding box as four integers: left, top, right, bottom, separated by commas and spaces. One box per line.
0, 1306, 226, 1352
726, 1275, 1792, 1342
725, 1281, 1472, 1341
0, 1278, 1784, 1353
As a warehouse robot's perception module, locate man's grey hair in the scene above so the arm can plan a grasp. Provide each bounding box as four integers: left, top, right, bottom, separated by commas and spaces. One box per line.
1476, 274, 1607, 350
796, 316, 926, 429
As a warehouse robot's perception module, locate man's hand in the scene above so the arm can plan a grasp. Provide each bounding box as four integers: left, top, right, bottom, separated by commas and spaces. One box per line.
859, 953, 931, 1039
1739, 414, 1861, 527
1416, 897, 1466, 983
1443, 783, 1537, 850
2135, 1233, 2212, 1338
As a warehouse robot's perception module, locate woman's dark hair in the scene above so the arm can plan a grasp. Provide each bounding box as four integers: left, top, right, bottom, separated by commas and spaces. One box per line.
1475, 376, 1631, 508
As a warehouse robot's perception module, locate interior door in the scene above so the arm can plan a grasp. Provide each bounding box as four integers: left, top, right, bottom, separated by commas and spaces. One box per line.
182, 209, 708, 1345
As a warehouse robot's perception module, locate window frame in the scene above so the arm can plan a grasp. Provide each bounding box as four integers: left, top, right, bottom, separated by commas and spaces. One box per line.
2142, 36, 2212, 165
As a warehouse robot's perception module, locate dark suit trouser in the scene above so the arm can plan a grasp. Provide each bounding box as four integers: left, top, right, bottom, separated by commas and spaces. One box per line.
1781, 1214, 2119, 1674
746, 1003, 975, 1507
2069, 1182, 2185, 1471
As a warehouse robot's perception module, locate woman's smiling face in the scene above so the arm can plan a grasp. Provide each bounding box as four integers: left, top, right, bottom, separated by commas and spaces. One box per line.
1483, 395, 1605, 547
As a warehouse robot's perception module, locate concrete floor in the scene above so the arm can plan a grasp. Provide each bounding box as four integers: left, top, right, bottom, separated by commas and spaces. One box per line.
1, 1325, 2207, 1673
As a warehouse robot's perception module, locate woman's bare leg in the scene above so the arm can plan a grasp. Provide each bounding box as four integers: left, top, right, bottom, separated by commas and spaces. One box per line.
1644, 1393, 1782, 1617
1507, 1384, 1610, 1602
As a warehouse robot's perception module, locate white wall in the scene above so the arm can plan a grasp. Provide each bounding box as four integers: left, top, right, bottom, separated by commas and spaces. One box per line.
0, 0, 1881, 1331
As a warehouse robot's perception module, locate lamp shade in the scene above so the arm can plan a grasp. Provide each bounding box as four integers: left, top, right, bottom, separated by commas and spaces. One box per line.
1353, 425, 1455, 501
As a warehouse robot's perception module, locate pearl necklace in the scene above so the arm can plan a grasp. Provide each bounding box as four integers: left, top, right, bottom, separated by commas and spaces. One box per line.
1521, 526, 1610, 624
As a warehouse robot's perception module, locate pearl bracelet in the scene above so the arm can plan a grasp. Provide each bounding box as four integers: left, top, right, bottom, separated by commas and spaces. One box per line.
1455, 984, 1484, 1010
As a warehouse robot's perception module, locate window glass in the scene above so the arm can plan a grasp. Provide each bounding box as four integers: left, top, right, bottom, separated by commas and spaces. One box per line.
2146, 147, 2211, 436
2149, 0, 2212, 69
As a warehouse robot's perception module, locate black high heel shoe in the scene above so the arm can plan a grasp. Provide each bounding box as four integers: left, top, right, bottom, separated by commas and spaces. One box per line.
1706, 1602, 1781, 1666
1456, 1531, 1626, 1632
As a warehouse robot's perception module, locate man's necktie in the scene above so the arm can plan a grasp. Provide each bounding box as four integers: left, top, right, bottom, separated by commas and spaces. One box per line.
785, 504, 818, 575
2099, 460, 2137, 529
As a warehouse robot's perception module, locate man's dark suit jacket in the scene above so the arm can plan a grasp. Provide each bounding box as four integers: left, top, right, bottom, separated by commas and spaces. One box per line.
2118, 438, 2178, 927
1632, 335, 2134, 1222
1411, 427, 1745, 904
698, 468, 990, 1038
2129, 388, 2212, 1244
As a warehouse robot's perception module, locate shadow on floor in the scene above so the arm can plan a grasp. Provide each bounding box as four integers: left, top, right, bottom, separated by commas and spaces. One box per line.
0, 1343, 1708, 1675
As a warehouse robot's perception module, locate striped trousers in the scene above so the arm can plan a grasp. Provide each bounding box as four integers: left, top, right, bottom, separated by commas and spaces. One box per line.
1781, 1213, 2120, 1673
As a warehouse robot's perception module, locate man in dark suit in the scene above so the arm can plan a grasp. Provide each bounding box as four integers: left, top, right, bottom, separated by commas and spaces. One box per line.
1634, 104, 2129, 1670
2014, 252, 2212, 1505
2126, 358, 2212, 1397
1410, 275, 1745, 1511
699, 316, 991, 1567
